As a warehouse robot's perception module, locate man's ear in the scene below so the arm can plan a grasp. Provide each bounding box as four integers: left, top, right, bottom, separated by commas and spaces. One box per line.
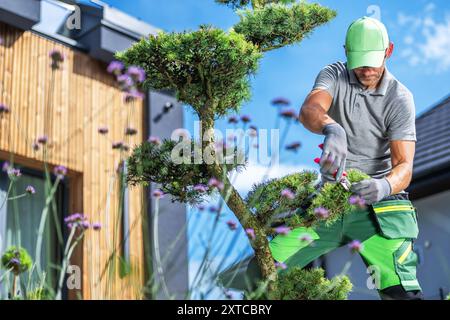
385, 42, 394, 59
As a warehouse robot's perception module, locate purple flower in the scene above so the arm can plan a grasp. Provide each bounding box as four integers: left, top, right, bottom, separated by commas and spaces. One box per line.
32, 141, 40, 151
64, 213, 82, 223
49, 49, 64, 69
226, 220, 237, 230
112, 141, 124, 149
64, 213, 88, 230
92, 222, 102, 231
107, 61, 124, 75
53, 165, 67, 178
279, 109, 297, 119
148, 136, 161, 145
224, 290, 233, 299
8, 168, 21, 178
228, 116, 239, 124
348, 195, 358, 205
348, 240, 363, 253
208, 177, 224, 191
271, 97, 291, 107
314, 207, 329, 219
117, 74, 134, 89
125, 127, 138, 135
281, 188, 295, 200
81, 221, 90, 229
275, 262, 287, 270
208, 206, 218, 213
98, 126, 109, 134
349, 195, 366, 208
274, 226, 291, 235
2, 162, 10, 172
152, 189, 164, 199
240, 115, 251, 123
37, 135, 48, 145
9, 258, 20, 266
49, 49, 64, 62
25, 185, 36, 195
0, 103, 9, 114
126, 66, 146, 83
248, 126, 258, 138
245, 228, 255, 240
285, 141, 301, 152
193, 184, 208, 193
124, 89, 145, 102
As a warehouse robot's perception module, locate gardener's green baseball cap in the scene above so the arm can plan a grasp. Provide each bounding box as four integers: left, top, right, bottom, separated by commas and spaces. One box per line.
345, 16, 389, 70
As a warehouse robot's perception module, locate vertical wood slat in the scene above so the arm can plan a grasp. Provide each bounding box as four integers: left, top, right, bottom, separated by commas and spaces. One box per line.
0, 23, 146, 299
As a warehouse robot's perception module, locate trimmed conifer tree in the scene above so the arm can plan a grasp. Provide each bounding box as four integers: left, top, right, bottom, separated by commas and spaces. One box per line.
117, 0, 364, 299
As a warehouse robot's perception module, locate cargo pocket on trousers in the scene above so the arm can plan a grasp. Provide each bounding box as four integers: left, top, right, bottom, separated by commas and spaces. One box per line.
371, 200, 419, 239
393, 240, 422, 291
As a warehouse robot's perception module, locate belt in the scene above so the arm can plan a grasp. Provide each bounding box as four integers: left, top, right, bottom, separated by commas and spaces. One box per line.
380, 192, 410, 201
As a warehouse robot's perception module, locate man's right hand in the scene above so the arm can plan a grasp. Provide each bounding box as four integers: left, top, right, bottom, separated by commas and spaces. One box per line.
320, 123, 347, 183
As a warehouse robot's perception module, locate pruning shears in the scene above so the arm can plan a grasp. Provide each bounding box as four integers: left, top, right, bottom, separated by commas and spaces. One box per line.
339, 175, 352, 191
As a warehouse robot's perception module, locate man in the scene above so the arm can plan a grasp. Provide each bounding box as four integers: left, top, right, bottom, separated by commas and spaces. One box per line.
268, 16, 422, 300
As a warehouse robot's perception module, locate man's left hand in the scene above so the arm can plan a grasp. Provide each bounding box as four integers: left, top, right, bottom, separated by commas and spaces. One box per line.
350, 177, 392, 205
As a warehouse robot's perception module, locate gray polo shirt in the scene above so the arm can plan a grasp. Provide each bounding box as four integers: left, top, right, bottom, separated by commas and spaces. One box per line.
312, 61, 416, 182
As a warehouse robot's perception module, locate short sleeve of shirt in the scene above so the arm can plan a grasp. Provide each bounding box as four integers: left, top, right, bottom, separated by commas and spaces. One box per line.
311, 63, 339, 98
386, 93, 417, 141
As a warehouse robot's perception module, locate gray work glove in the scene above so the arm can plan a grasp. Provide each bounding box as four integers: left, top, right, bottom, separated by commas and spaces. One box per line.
320, 123, 347, 183
350, 177, 392, 205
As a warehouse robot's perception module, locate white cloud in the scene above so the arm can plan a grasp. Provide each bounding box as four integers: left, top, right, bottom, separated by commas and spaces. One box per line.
397, 8, 450, 73
419, 16, 450, 71
397, 12, 422, 29
403, 36, 414, 45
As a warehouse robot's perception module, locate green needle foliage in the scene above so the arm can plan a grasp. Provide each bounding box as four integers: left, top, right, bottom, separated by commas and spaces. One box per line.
117, 26, 262, 118
303, 169, 371, 227
126, 139, 247, 204
233, 2, 337, 52
270, 267, 352, 300
245, 170, 317, 225
245, 168, 371, 231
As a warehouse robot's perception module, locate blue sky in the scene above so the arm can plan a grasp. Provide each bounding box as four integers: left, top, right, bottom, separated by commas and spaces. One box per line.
100, 0, 450, 298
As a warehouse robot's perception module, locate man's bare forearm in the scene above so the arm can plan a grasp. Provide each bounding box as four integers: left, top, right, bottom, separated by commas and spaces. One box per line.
385, 162, 413, 195
299, 104, 336, 134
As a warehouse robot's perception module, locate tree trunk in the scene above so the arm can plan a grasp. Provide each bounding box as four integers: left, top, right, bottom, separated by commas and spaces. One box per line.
199, 106, 278, 295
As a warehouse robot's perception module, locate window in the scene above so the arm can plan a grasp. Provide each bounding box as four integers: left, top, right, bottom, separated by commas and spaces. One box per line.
0, 162, 67, 298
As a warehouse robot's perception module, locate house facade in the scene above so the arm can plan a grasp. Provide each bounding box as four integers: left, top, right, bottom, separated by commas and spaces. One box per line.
0, 0, 188, 299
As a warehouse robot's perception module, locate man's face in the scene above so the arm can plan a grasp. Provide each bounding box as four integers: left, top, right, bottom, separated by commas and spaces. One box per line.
345, 42, 394, 89
352, 62, 385, 88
